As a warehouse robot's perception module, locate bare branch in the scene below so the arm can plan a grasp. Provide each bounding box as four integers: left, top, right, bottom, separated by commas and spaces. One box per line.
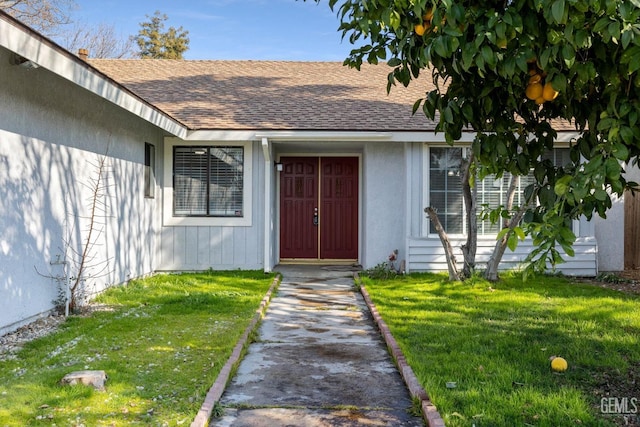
0, 0, 75, 36
425, 207, 461, 281
60, 21, 136, 59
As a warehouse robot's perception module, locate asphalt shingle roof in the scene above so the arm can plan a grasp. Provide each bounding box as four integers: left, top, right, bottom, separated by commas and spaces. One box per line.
89, 60, 438, 132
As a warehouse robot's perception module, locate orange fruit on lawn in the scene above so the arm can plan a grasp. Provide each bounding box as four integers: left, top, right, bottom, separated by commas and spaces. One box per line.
542, 82, 559, 101
551, 357, 568, 372
526, 82, 543, 100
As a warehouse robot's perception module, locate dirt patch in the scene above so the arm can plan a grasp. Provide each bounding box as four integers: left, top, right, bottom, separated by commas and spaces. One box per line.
577, 270, 640, 296
0, 304, 115, 361
0, 314, 66, 361
591, 361, 640, 427
577, 271, 640, 426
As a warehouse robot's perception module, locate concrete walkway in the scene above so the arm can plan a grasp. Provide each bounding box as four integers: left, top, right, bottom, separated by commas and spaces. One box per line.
211, 265, 424, 426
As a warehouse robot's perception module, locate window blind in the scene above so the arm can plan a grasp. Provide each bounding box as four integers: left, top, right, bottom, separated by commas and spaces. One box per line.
428, 147, 572, 235
173, 146, 244, 217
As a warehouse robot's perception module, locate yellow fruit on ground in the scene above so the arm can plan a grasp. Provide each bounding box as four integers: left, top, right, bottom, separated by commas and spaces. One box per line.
543, 82, 559, 101
525, 82, 543, 100
551, 357, 568, 372
415, 23, 427, 36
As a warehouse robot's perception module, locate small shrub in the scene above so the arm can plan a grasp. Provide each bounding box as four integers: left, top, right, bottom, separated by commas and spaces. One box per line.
363, 262, 399, 280
596, 272, 632, 284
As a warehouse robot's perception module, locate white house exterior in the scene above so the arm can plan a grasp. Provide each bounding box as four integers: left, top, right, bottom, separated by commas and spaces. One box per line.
0, 11, 630, 334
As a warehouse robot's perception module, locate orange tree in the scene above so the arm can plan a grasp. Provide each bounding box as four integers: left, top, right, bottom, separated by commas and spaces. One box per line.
316, 0, 640, 274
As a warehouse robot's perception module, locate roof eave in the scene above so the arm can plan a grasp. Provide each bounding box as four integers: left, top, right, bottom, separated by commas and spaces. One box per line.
0, 11, 188, 139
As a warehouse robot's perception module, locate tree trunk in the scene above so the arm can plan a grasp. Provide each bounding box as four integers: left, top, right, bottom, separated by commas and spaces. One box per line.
461, 154, 477, 278
425, 207, 461, 281
484, 175, 532, 281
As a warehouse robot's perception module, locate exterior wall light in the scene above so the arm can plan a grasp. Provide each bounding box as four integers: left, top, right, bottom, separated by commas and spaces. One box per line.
11, 54, 39, 69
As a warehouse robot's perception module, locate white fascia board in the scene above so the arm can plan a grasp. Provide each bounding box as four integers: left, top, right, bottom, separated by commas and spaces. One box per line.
0, 16, 187, 139
185, 129, 580, 145
554, 131, 580, 143
254, 131, 392, 141
186, 130, 393, 142
187, 130, 470, 143
185, 130, 259, 141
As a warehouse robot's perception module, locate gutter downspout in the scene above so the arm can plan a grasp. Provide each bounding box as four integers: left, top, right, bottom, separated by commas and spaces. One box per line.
404, 142, 412, 274
261, 138, 273, 272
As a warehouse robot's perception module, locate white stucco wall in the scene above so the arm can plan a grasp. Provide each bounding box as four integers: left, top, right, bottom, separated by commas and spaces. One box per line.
361, 142, 406, 269
594, 195, 624, 271
593, 163, 639, 272
0, 47, 165, 334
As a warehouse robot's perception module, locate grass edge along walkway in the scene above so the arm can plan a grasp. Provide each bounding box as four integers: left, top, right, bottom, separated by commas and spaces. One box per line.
356, 272, 446, 427
357, 272, 640, 427
0, 271, 278, 426
192, 273, 281, 427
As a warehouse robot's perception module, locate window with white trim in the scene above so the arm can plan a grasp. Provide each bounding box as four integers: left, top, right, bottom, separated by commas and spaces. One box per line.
144, 143, 155, 199
173, 146, 244, 217
426, 146, 572, 236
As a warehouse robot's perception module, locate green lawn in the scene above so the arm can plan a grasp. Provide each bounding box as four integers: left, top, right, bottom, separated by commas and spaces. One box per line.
360, 272, 640, 427
0, 270, 274, 426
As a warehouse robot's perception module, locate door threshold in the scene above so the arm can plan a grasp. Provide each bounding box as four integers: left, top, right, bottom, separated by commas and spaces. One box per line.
279, 259, 358, 266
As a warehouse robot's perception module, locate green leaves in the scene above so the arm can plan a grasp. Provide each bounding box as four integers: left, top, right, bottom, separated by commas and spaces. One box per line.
496, 226, 526, 252
551, 0, 567, 24
554, 175, 572, 196
136, 11, 189, 59
319, 0, 640, 275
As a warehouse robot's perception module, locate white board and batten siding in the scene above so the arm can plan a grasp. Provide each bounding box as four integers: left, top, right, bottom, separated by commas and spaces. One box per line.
158, 140, 265, 271
407, 237, 598, 276
159, 226, 262, 271
404, 141, 599, 277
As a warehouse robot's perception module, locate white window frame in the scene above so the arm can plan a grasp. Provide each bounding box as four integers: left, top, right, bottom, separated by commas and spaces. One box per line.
163, 138, 252, 227
423, 145, 469, 238
144, 142, 156, 199
422, 144, 578, 238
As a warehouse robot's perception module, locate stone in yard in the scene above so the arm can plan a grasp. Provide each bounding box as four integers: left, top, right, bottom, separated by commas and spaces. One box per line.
60, 370, 107, 391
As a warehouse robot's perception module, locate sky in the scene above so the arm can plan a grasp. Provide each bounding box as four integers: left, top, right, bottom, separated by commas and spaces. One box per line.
71, 0, 354, 61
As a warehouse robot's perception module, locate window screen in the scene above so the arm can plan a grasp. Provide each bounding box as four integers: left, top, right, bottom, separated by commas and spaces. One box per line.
429, 147, 464, 234
144, 143, 155, 199
173, 146, 244, 217
428, 147, 572, 235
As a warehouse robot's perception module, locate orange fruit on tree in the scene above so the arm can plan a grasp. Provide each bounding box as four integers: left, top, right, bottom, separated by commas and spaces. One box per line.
529, 74, 542, 84
423, 8, 434, 22
535, 97, 546, 105
543, 82, 559, 101
415, 23, 427, 36
526, 82, 543, 101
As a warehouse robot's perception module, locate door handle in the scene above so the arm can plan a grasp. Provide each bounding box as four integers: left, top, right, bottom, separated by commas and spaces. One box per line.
313, 208, 319, 226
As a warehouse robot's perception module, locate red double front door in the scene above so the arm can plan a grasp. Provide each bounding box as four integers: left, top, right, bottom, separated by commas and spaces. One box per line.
279, 157, 358, 260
